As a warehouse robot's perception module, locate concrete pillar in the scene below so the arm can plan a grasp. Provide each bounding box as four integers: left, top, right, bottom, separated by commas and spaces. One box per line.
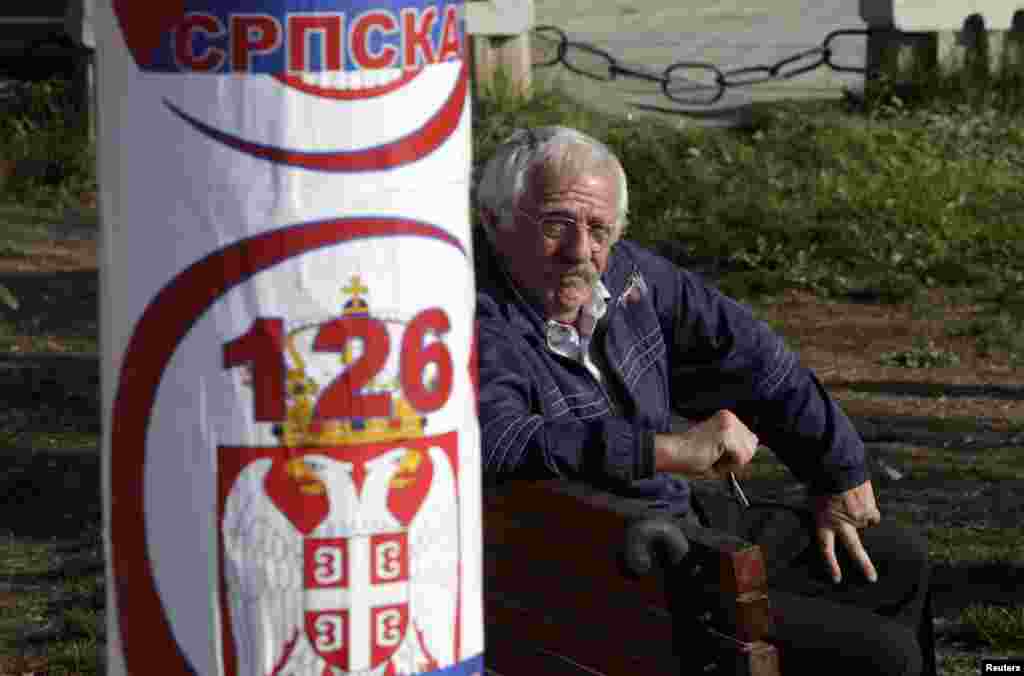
468, 33, 532, 100
465, 0, 534, 100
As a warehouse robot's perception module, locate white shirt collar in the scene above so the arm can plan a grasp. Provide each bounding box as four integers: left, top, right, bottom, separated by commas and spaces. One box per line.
544, 279, 611, 358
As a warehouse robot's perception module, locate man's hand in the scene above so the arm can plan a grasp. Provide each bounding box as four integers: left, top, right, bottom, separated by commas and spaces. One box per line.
811, 480, 882, 584
653, 410, 758, 477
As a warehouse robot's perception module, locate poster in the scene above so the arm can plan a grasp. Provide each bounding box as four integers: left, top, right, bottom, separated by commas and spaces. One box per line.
96, 1, 482, 674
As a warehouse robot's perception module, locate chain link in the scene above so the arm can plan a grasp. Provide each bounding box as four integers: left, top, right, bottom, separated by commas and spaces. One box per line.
531, 25, 896, 105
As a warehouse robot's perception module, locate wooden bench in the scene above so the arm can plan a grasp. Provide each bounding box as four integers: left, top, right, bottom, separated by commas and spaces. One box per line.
484, 479, 781, 676
0, 3, 88, 84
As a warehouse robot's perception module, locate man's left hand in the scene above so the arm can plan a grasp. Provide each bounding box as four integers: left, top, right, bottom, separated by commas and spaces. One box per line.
810, 480, 882, 584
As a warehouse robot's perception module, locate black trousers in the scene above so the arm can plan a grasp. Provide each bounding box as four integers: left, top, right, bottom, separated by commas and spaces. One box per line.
683, 483, 938, 676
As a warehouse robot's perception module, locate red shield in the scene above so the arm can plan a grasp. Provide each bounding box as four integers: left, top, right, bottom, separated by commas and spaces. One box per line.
304, 532, 411, 671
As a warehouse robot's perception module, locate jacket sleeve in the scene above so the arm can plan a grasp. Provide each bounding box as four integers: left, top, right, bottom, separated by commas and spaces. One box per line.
477, 320, 656, 487
665, 269, 868, 495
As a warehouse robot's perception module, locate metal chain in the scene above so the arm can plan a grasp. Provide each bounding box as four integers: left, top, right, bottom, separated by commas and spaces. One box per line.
531, 25, 896, 105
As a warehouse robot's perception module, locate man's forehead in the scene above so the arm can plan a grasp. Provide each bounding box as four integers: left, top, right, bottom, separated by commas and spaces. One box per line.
525, 163, 620, 211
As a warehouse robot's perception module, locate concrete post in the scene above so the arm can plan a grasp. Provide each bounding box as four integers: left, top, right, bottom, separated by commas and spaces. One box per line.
466, 0, 535, 99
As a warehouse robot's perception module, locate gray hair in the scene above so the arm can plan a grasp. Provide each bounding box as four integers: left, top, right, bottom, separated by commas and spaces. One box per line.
475, 126, 629, 242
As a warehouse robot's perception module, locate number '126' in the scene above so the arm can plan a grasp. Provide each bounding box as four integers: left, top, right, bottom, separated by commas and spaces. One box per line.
223, 308, 454, 420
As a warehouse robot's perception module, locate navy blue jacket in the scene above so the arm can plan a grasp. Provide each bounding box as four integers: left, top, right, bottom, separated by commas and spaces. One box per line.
475, 229, 868, 514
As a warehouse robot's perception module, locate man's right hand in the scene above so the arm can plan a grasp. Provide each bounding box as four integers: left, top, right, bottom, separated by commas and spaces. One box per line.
653, 410, 758, 478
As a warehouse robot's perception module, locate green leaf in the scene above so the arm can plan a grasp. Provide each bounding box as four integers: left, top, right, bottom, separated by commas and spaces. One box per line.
0, 284, 18, 311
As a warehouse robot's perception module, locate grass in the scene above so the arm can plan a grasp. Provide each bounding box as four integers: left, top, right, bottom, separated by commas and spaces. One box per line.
743, 441, 1024, 483
0, 428, 99, 450
883, 446, 1024, 482
0, 269, 99, 354
948, 313, 1024, 365
0, 328, 98, 354
0, 537, 102, 676
925, 526, 1024, 566
0, 538, 52, 577
0, 79, 95, 215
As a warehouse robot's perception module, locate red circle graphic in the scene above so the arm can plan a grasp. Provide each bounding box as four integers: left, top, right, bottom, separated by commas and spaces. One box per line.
110, 217, 465, 675
165, 61, 468, 172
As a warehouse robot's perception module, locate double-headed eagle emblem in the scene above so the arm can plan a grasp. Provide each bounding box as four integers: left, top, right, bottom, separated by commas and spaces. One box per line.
220, 276, 459, 675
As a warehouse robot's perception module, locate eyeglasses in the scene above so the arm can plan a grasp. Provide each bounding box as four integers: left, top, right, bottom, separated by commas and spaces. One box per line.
514, 206, 615, 248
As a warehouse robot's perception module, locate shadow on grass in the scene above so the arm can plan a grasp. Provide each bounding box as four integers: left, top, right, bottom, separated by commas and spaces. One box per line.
0, 270, 98, 352
0, 449, 100, 541
931, 561, 1024, 619
847, 414, 1023, 448
832, 380, 1024, 401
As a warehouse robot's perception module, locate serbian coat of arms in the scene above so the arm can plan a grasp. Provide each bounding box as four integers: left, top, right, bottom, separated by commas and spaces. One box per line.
216, 276, 462, 676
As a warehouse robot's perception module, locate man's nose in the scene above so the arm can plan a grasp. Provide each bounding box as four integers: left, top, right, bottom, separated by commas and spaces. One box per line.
560, 225, 592, 262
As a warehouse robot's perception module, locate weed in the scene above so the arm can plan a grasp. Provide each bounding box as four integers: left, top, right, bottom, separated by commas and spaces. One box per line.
0, 283, 17, 310
61, 606, 101, 640
948, 313, 1024, 364
0, 78, 95, 214
878, 338, 961, 369
45, 638, 100, 675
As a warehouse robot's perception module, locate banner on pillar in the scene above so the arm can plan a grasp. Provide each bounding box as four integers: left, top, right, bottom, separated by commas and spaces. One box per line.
97, 1, 482, 674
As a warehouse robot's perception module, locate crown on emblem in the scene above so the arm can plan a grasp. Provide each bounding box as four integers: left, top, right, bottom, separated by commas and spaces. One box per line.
267, 275, 427, 447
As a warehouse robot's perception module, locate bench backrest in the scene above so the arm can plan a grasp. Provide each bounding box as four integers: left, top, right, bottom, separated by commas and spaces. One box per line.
0, 3, 68, 53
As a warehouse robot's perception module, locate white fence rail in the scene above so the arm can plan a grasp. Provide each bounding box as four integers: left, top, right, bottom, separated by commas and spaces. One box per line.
859, 1, 1024, 81
860, 0, 1024, 30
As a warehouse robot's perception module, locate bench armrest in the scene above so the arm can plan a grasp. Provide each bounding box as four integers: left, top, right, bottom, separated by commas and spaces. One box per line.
484, 479, 781, 675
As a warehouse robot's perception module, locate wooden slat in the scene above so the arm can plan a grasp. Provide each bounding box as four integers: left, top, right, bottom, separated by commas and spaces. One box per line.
486, 590, 679, 675
0, 1, 68, 20
0, 25, 65, 47
485, 480, 671, 609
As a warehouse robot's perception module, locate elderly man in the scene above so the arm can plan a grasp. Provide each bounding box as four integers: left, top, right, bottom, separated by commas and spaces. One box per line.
473, 126, 936, 676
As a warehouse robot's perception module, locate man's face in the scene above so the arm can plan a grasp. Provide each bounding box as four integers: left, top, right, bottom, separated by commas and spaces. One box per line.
496, 165, 620, 323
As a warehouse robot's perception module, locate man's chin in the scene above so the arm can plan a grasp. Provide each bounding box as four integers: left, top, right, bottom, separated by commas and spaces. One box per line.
551, 282, 591, 316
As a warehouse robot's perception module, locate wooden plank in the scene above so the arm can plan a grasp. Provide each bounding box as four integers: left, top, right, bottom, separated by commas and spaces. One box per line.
485, 481, 671, 608
486, 590, 679, 675
0, 7, 66, 21
718, 543, 769, 597
0, 25, 65, 45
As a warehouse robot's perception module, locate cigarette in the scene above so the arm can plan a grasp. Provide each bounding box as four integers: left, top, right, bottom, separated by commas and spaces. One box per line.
729, 472, 751, 508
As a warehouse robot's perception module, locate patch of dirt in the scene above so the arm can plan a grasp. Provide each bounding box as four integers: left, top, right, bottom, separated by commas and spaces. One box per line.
756, 289, 1024, 436
0, 239, 96, 274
